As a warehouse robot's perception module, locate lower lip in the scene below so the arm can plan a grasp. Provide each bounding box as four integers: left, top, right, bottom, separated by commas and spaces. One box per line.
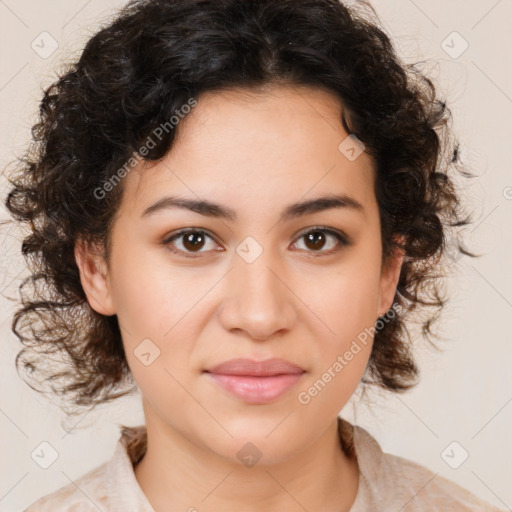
205, 372, 304, 404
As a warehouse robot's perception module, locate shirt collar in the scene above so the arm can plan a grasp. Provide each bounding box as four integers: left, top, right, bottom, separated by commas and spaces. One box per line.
105, 425, 155, 511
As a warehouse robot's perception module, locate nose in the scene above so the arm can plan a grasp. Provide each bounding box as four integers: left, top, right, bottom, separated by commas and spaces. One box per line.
217, 254, 297, 341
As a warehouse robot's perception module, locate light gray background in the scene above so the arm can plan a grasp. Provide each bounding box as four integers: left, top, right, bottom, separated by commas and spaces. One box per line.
1, 0, 511, 510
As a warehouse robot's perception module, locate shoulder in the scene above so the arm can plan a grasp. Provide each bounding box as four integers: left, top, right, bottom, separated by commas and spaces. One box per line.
23, 461, 109, 511
22, 425, 148, 512
345, 420, 506, 511
378, 451, 504, 511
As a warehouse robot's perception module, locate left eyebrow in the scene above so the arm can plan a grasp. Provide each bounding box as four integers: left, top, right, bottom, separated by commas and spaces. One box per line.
141, 193, 364, 221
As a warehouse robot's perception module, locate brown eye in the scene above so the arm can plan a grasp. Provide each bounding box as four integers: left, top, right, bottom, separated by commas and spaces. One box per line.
163, 229, 220, 258
163, 226, 349, 260
292, 227, 349, 256
182, 231, 206, 251
304, 230, 328, 251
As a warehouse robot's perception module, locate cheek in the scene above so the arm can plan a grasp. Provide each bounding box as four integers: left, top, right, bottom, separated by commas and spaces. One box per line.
108, 237, 190, 334
305, 253, 382, 345
296, 279, 376, 417
108, 243, 213, 384
296, 245, 381, 403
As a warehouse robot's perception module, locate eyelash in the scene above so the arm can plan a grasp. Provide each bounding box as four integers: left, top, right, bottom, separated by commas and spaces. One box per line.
161, 226, 350, 259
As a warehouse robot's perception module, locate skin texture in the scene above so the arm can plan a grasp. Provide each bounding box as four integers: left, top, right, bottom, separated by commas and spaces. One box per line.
75, 84, 404, 512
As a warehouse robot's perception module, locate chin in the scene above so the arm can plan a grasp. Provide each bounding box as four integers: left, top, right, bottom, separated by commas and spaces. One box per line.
200, 414, 307, 464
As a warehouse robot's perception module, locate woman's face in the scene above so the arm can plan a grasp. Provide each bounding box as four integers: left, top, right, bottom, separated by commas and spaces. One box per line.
77, 84, 402, 464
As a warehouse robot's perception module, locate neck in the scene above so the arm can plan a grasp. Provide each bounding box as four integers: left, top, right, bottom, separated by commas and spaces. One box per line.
134, 409, 359, 512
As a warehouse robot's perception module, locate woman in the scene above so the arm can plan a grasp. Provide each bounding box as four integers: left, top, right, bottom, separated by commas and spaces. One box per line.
4, 0, 505, 510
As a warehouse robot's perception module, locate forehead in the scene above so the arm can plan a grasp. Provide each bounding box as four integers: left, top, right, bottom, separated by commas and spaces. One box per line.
120, 85, 376, 218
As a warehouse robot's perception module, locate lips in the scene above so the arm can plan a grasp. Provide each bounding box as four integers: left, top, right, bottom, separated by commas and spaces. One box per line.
204, 358, 305, 404
205, 358, 305, 376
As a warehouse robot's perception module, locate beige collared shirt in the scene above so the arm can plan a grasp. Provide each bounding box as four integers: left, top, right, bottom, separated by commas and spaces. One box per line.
24, 417, 505, 511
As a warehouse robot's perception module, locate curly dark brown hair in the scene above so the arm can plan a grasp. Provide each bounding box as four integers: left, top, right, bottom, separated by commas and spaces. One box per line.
3, 0, 475, 418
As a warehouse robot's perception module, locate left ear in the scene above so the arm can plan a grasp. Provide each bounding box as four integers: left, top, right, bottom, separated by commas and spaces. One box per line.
377, 238, 405, 317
